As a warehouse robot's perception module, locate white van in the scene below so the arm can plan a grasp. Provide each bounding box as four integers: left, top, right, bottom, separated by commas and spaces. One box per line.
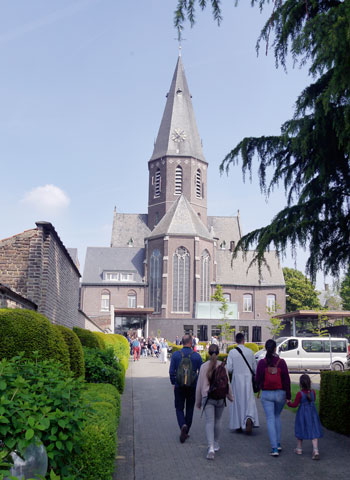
255, 336, 349, 371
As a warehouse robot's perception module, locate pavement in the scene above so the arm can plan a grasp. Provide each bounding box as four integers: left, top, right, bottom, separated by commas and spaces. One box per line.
114, 357, 349, 480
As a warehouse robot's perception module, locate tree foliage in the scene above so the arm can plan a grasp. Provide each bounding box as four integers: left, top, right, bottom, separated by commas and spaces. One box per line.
211, 284, 235, 342
174, 0, 350, 282
283, 267, 321, 312
340, 269, 350, 311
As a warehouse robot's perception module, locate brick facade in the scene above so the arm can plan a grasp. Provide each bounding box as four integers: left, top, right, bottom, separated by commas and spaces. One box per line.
0, 222, 84, 329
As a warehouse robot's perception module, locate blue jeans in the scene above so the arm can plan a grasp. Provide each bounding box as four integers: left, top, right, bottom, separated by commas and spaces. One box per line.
261, 390, 286, 449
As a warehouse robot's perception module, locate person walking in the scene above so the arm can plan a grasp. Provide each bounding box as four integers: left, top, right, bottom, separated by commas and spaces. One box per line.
287, 374, 323, 460
175, 336, 180, 345
160, 338, 168, 363
169, 334, 202, 443
255, 338, 291, 456
195, 344, 233, 460
132, 337, 141, 362
227, 332, 259, 434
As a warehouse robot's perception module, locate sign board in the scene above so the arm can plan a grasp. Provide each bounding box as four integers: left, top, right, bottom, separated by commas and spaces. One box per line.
197, 345, 204, 351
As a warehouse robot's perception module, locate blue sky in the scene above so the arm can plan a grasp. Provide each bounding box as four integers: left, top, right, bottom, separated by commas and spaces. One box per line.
0, 0, 328, 287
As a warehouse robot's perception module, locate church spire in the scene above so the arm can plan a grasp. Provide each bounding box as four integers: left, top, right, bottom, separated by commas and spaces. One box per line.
150, 55, 206, 163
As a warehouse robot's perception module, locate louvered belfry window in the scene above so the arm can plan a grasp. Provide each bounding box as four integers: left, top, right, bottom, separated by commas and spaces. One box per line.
149, 249, 162, 313
175, 165, 182, 194
200, 250, 210, 301
154, 168, 161, 198
173, 247, 190, 312
196, 169, 201, 198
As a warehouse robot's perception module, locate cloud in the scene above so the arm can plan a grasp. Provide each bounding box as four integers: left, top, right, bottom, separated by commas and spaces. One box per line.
22, 184, 70, 213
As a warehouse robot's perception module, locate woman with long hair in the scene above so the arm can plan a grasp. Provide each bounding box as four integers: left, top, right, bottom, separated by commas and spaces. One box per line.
255, 339, 291, 456
195, 344, 233, 460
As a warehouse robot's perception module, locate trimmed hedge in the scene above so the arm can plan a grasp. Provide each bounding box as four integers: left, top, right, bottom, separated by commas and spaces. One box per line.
73, 326, 106, 350
227, 342, 260, 354
0, 308, 70, 372
76, 383, 121, 480
54, 324, 85, 378
319, 370, 350, 435
95, 333, 130, 372
83, 346, 125, 394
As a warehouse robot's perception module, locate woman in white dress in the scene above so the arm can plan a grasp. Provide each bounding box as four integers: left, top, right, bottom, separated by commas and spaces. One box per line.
160, 338, 168, 363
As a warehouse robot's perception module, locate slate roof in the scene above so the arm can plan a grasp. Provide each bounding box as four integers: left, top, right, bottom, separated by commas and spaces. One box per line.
148, 195, 213, 240
215, 249, 285, 287
150, 55, 206, 163
207, 216, 241, 245
82, 247, 145, 284
111, 212, 150, 248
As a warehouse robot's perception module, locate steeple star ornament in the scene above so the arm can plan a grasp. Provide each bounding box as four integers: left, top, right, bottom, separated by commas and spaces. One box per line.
172, 128, 187, 143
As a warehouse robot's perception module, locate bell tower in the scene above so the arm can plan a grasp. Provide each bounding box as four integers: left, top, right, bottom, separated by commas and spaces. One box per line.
148, 54, 208, 231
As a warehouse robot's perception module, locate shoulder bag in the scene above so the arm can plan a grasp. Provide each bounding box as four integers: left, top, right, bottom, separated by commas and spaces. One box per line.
235, 347, 260, 393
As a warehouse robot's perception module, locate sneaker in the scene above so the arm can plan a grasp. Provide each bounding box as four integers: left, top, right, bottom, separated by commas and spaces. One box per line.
312, 450, 320, 460
270, 448, 279, 456
206, 448, 215, 460
214, 442, 220, 452
245, 418, 253, 435
277, 444, 282, 452
180, 424, 188, 443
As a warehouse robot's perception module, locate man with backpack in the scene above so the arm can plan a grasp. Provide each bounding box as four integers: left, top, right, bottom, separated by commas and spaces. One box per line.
227, 332, 259, 434
169, 334, 202, 443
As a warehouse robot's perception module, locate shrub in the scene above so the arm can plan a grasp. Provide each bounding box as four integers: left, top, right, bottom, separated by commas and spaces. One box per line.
0, 354, 85, 479
94, 333, 129, 371
0, 309, 70, 372
83, 346, 125, 393
227, 342, 259, 354
54, 325, 85, 378
75, 383, 121, 480
73, 326, 105, 350
319, 370, 350, 435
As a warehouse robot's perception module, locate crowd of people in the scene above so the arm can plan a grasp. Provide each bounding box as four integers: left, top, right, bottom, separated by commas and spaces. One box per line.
127, 333, 169, 363
169, 333, 323, 461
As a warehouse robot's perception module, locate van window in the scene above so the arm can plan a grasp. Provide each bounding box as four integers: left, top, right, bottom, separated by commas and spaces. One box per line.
302, 340, 323, 353
280, 339, 298, 352
324, 340, 347, 353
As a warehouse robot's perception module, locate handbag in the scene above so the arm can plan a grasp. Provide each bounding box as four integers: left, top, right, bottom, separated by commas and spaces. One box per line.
235, 347, 260, 393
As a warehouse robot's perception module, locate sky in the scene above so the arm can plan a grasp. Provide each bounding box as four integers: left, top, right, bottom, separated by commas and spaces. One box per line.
0, 0, 330, 288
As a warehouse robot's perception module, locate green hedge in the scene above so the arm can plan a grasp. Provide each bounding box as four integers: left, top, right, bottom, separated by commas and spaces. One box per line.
83, 346, 125, 394
76, 383, 121, 480
227, 342, 260, 354
54, 324, 85, 378
95, 333, 130, 371
319, 370, 350, 435
73, 326, 106, 350
0, 309, 70, 372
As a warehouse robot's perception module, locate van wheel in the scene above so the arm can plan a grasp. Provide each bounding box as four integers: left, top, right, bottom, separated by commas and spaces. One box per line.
332, 362, 344, 371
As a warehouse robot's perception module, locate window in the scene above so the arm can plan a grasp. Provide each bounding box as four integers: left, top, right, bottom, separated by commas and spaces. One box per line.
266, 294, 276, 312
120, 273, 134, 282
280, 339, 298, 352
104, 271, 134, 282
128, 291, 137, 308
302, 340, 323, 353
196, 169, 202, 198
252, 326, 261, 343
175, 165, 182, 195
220, 241, 226, 250
184, 325, 193, 336
243, 294, 253, 312
149, 249, 162, 313
239, 326, 249, 342
324, 340, 347, 353
200, 250, 210, 301
211, 325, 222, 338
197, 325, 208, 342
154, 212, 160, 225
223, 293, 231, 302
154, 168, 161, 198
173, 246, 190, 312
101, 290, 110, 312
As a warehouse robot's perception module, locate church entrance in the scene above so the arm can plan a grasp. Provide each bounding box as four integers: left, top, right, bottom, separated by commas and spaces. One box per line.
114, 308, 153, 337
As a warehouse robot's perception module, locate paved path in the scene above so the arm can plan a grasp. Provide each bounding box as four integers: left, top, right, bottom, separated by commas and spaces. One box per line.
115, 357, 349, 480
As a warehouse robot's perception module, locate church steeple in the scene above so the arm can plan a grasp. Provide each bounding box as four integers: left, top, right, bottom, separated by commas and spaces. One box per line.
150, 55, 206, 163
148, 55, 208, 231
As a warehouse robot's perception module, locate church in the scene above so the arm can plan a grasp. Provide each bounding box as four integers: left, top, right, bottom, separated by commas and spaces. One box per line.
80, 54, 285, 343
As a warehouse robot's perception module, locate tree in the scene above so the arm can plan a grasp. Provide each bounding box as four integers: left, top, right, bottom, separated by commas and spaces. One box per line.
340, 270, 350, 311
211, 284, 235, 343
283, 267, 321, 312
174, 1, 350, 283
266, 302, 284, 339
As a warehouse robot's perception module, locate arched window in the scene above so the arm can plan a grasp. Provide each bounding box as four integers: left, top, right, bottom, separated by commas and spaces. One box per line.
220, 240, 226, 250
223, 293, 231, 302
173, 247, 190, 312
196, 169, 201, 198
149, 249, 162, 313
200, 250, 210, 301
101, 290, 110, 312
154, 168, 161, 198
266, 294, 276, 312
128, 290, 137, 308
175, 165, 182, 195
243, 294, 253, 312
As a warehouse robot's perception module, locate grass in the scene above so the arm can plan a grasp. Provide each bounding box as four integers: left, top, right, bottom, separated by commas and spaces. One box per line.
286, 384, 320, 413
